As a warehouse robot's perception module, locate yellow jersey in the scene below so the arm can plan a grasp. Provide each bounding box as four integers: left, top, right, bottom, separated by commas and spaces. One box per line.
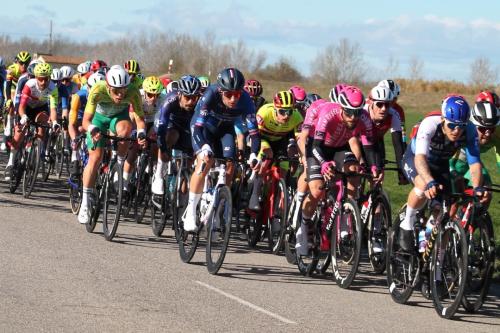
256, 103, 303, 142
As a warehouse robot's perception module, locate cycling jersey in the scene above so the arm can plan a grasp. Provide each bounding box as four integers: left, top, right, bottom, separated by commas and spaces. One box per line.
5, 63, 22, 100
19, 78, 58, 110
70, 88, 89, 124
84, 80, 144, 118
256, 103, 303, 142
410, 115, 480, 165
302, 98, 328, 135
0, 67, 6, 106
60, 82, 79, 111
253, 96, 266, 110
13, 73, 30, 109
192, 85, 260, 154
131, 89, 168, 124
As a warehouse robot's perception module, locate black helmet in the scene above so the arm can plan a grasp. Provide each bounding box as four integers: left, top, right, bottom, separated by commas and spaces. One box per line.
217, 68, 245, 91
470, 101, 500, 127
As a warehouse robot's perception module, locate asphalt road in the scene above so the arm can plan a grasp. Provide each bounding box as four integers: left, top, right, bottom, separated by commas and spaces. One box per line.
0, 152, 499, 332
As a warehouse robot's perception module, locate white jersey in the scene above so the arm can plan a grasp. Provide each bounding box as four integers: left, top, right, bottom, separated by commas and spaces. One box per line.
140, 89, 167, 123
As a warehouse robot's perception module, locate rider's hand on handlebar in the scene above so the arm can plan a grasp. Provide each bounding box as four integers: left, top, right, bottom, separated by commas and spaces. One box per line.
19, 114, 28, 126
137, 129, 147, 148
247, 152, 261, 171
424, 180, 440, 200
474, 186, 490, 205
199, 144, 213, 163
321, 161, 335, 181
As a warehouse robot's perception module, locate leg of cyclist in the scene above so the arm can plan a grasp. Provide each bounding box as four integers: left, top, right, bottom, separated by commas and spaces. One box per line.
152, 128, 179, 196
248, 139, 272, 211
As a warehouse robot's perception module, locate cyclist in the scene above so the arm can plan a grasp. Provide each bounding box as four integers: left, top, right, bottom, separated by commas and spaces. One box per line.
473, 90, 500, 173
3, 51, 32, 152
0, 57, 6, 110
198, 76, 210, 94
75, 61, 92, 88
399, 95, 485, 251
377, 79, 406, 147
151, 75, 201, 197
5, 63, 58, 180
124, 59, 143, 89
296, 85, 379, 256
449, 99, 499, 207
289, 85, 307, 115
183, 67, 261, 232
68, 72, 106, 177
77, 65, 146, 224
248, 90, 303, 211
90, 59, 108, 74
244, 79, 266, 110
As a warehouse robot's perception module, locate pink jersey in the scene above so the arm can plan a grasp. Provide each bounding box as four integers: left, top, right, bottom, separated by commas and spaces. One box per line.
302, 98, 329, 136
314, 102, 374, 147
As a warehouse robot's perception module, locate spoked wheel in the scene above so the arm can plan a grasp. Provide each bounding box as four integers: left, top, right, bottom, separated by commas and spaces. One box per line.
430, 219, 468, 319
41, 142, 55, 182
296, 215, 321, 276
173, 171, 198, 262
386, 209, 418, 304
22, 139, 41, 198
268, 179, 288, 254
68, 175, 82, 215
86, 173, 105, 233
102, 162, 123, 241
368, 193, 392, 274
462, 214, 495, 313
9, 148, 24, 194
134, 160, 151, 224
246, 210, 263, 248
331, 198, 362, 288
206, 186, 233, 274
151, 194, 166, 237
284, 192, 300, 265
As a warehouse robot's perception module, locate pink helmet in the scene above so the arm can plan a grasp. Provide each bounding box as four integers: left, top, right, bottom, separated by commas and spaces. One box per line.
289, 85, 307, 102
337, 85, 365, 110
329, 83, 348, 103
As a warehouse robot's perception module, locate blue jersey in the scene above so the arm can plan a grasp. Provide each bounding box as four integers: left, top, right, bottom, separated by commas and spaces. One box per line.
74, 88, 88, 121
0, 68, 6, 101
191, 85, 260, 153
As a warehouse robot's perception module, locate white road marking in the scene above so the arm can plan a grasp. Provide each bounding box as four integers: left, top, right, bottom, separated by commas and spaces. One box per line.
195, 280, 297, 325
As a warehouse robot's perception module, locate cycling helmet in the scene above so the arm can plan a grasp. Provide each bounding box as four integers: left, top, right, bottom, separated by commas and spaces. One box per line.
329, 83, 348, 103
160, 77, 172, 88
370, 86, 394, 102
338, 85, 365, 110
87, 72, 106, 88
273, 90, 295, 109
34, 62, 52, 77
217, 68, 245, 91
60, 66, 75, 80
470, 101, 499, 127
77, 61, 91, 74
475, 90, 500, 108
178, 75, 201, 96
377, 79, 400, 97
166, 81, 179, 93
303, 93, 322, 109
105, 65, 130, 88
441, 95, 470, 123
90, 59, 108, 72
0, 57, 4, 68
244, 79, 263, 97
124, 59, 140, 74
198, 76, 210, 88
51, 68, 62, 81
16, 51, 32, 64
27, 60, 42, 77
142, 76, 163, 95
289, 85, 306, 102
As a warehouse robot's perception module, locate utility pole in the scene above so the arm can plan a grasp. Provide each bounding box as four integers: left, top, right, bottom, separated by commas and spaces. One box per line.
49, 20, 53, 55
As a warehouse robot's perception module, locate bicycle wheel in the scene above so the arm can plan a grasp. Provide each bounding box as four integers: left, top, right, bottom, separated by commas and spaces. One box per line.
268, 179, 289, 254
102, 161, 123, 241
86, 172, 105, 233
368, 192, 392, 274
53, 132, 64, 178
331, 197, 362, 288
9, 148, 24, 194
68, 174, 82, 215
296, 223, 320, 277
22, 139, 41, 198
151, 193, 167, 237
173, 171, 199, 262
430, 219, 467, 319
206, 185, 233, 274
284, 192, 299, 264
462, 212, 495, 313
134, 155, 150, 224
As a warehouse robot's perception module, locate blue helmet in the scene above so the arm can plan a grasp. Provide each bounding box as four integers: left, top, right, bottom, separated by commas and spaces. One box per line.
178, 75, 201, 96
303, 93, 322, 109
441, 96, 470, 123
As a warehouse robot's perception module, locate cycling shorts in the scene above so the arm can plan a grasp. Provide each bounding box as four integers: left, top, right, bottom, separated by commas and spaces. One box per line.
306, 142, 357, 181
259, 137, 290, 170
402, 146, 451, 192
192, 123, 235, 159
26, 104, 49, 122
86, 110, 130, 149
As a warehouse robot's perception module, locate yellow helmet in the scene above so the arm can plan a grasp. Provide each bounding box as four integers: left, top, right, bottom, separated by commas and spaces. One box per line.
273, 90, 295, 109
124, 59, 140, 74
16, 51, 32, 64
34, 62, 52, 77
142, 76, 163, 94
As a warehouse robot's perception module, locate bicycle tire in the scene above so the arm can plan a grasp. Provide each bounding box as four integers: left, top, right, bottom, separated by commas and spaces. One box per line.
368, 192, 392, 274
331, 197, 363, 288
134, 154, 150, 224
151, 193, 166, 237
173, 171, 199, 263
430, 219, 467, 319
206, 185, 233, 274
9, 148, 24, 193
269, 179, 288, 254
102, 162, 123, 241
284, 192, 299, 264
86, 172, 105, 233
68, 175, 82, 215
22, 139, 40, 198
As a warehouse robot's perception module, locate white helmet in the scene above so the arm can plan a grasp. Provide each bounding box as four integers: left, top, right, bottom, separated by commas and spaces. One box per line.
166, 80, 179, 93
377, 79, 400, 97
60, 65, 75, 80
106, 65, 130, 88
87, 72, 106, 88
370, 86, 394, 102
77, 61, 91, 74
51, 68, 63, 81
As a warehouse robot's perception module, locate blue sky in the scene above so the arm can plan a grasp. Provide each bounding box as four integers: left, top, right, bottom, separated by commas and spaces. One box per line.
2, 0, 500, 82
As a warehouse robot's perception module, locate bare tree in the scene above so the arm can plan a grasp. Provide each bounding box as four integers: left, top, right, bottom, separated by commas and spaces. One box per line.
469, 57, 498, 87
408, 56, 424, 80
311, 38, 366, 84
384, 55, 399, 78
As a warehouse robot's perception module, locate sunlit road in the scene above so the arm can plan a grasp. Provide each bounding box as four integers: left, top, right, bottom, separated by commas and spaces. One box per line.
0, 153, 499, 332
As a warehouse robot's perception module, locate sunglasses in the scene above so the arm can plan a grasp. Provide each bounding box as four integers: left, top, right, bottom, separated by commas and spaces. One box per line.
182, 94, 200, 101
222, 90, 242, 99
445, 121, 467, 131
343, 107, 363, 118
36, 76, 49, 82
375, 101, 390, 109
146, 92, 160, 98
110, 87, 127, 96
277, 108, 293, 116
478, 126, 495, 135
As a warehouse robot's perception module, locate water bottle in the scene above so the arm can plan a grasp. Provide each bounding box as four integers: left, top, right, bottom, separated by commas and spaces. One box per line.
360, 196, 371, 222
